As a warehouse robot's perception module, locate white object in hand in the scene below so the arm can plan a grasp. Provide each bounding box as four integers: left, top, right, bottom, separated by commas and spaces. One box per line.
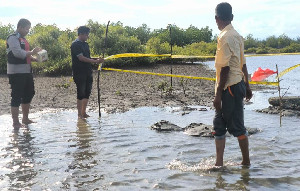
36, 49, 48, 63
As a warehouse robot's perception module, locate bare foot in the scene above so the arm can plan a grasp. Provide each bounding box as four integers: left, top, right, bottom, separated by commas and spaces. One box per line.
22, 119, 35, 125
241, 161, 251, 166
82, 113, 90, 118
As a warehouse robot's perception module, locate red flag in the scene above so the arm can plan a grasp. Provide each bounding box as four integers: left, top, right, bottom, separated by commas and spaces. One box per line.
251, 67, 277, 81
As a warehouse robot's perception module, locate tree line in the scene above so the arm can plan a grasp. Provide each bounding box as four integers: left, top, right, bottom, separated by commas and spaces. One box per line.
1, 20, 299, 75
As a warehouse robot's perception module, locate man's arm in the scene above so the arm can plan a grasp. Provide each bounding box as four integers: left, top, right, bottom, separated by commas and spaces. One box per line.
8, 36, 40, 59
214, 66, 230, 112
242, 64, 253, 101
78, 55, 104, 64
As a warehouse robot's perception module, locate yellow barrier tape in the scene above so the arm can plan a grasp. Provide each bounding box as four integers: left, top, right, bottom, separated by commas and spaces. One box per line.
278, 63, 300, 78
105, 53, 171, 60
103, 52, 300, 60
97, 52, 298, 86
101, 67, 278, 86
171, 55, 215, 59
102, 67, 216, 81
245, 52, 300, 57
249, 81, 278, 86
104, 53, 215, 60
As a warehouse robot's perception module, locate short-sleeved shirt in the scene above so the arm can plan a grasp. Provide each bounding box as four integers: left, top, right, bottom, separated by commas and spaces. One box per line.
70, 39, 92, 75
214, 24, 245, 93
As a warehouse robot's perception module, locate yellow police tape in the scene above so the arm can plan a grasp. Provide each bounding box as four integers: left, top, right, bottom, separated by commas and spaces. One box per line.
103, 52, 300, 60
245, 52, 300, 57
278, 63, 300, 78
96, 52, 300, 86
105, 53, 171, 60
104, 53, 216, 60
101, 67, 279, 86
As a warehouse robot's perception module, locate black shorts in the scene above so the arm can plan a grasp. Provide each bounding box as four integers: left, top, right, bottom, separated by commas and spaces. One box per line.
213, 80, 247, 138
73, 72, 93, 100
8, 73, 35, 107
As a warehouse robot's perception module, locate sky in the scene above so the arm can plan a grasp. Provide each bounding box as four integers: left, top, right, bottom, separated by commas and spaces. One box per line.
0, 0, 299, 40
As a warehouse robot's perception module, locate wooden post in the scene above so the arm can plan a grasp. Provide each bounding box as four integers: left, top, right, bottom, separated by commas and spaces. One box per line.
169, 25, 173, 87
276, 64, 282, 127
97, 21, 110, 117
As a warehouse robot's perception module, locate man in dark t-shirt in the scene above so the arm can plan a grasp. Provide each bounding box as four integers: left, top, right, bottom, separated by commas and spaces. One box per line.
71, 26, 104, 118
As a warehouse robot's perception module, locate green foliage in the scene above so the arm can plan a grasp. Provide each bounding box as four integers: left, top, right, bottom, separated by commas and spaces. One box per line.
179, 78, 187, 97
244, 33, 300, 54
87, 20, 144, 56
184, 25, 213, 44
280, 43, 300, 53
115, 90, 122, 96
180, 41, 217, 56
277, 34, 291, 48
32, 57, 72, 76
104, 57, 153, 68
0, 39, 7, 74
256, 47, 269, 54
28, 24, 70, 60
1, 20, 300, 76
244, 34, 259, 49
265, 35, 278, 48
244, 47, 257, 54
146, 37, 170, 54
157, 80, 173, 97
0, 24, 14, 40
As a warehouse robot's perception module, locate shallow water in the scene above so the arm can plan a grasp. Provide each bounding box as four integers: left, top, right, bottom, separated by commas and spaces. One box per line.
1, 55, 300, 190
1, 107, 300, 190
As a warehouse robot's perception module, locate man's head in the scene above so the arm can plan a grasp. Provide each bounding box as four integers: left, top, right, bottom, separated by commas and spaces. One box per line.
77, 26, 90, 41
17, 18, 31, 37
215, 2, 233, 30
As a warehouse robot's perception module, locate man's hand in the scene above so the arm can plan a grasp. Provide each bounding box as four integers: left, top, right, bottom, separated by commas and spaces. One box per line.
213, 94, 222, 112
245, 86, 253, 101
31, 47, 42, 55
95, 57, 104, 64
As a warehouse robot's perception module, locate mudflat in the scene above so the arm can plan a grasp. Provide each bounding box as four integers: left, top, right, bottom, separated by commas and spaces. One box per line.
0, 63, 217, 116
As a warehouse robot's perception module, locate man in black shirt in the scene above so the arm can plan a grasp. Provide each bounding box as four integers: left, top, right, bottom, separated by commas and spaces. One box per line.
71, 26, 104, 118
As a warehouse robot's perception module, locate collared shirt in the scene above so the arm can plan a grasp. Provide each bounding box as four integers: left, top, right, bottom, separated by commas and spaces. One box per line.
70, 39, 92, 75
6, 32, 31, 74
214, 24, 245, 93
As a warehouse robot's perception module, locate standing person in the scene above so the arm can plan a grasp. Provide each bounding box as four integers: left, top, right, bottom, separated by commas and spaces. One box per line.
213, 2, 253, 166
6, 18, 42, 129
71, 26, 104, 119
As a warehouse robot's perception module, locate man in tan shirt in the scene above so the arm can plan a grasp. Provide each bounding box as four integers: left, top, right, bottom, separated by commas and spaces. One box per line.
213, 2, 253, 166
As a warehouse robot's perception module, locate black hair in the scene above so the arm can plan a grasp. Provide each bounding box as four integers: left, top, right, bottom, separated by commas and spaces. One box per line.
77, 26, 90, 35
17, 18, 31, 28
215, 2, 233, 21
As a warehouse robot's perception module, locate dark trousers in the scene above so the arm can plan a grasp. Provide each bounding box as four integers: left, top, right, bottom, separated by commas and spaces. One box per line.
213, 80, 247, 137
73, 72, 93, 100
8, 73, 35, 107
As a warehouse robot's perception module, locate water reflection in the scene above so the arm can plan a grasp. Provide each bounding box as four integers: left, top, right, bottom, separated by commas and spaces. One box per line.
214, 167, 250, 190
4, 128, 36, 190
62, 118, 102, 190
